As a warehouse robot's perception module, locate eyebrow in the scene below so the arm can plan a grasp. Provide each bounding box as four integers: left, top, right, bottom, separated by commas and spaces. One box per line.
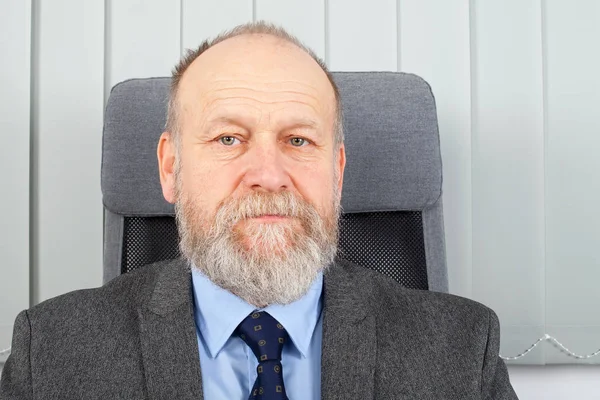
205, 116, 319, 132
205, 116, 254, 131
281, 119, 319, 131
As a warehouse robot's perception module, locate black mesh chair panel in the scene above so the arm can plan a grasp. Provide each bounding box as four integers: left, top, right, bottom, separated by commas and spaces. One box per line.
122, 217, 180, 274
121, 211, 428, 290
338, 211, 427, 290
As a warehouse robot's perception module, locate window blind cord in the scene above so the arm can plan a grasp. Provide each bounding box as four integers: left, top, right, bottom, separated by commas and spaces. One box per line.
500, 334, 600, 361
1, 335, 600, 361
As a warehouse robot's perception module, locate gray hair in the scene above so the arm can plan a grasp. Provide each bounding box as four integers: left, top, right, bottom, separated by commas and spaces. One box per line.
165, 21, 344, 151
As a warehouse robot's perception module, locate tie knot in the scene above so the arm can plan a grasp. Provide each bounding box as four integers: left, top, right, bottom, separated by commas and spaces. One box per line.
237, 311, 288, 362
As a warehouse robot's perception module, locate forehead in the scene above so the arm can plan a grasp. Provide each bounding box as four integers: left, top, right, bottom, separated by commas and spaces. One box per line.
177, 34, 336, 123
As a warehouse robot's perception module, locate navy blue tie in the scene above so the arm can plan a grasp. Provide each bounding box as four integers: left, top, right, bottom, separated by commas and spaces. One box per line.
237, 311, 289, 400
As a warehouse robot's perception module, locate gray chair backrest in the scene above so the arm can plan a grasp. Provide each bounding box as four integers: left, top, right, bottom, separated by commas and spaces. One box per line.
101, 72, 448, 292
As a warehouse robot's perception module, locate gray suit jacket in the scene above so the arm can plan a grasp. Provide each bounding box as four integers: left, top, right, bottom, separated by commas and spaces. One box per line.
1, 258, 517, 399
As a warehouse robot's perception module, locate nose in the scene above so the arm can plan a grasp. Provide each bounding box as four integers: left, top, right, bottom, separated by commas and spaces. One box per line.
242, 141, 292, 193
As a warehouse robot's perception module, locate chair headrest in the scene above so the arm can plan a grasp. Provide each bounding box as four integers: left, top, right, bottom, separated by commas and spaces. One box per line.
102, 72, 442, 215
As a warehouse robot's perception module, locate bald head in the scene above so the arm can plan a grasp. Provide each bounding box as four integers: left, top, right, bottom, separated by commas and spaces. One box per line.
166, 22, 343, 148
179, 34, 336, 150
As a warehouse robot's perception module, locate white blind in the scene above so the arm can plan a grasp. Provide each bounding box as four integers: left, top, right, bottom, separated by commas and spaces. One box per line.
398, 0, 600, 365
470, 0, 600, 365
1, 0, 599, 366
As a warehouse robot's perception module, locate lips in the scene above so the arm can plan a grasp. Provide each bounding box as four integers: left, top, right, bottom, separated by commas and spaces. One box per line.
249, 215, 290, 222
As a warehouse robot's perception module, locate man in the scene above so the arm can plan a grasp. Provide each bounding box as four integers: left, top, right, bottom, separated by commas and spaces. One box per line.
1, 22, 518, 399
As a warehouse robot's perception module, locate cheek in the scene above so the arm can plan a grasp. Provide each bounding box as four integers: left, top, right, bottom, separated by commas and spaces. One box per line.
292, 163, 336, 212
180, 160, 235, 212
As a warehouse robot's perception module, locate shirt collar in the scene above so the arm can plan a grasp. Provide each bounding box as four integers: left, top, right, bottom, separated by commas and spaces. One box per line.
262, 273, 323, 358
191, 267, 323, 359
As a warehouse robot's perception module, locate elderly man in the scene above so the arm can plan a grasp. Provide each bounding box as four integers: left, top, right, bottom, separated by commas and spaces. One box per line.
1, 22, 518, 399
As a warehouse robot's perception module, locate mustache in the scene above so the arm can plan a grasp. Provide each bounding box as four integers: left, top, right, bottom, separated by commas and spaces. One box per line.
215, 191, 318, 225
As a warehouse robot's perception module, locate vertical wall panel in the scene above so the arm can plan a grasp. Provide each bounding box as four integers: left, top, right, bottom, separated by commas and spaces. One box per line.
471, 0, 546, 363
34, 0, 104, 303
0, 0, 595, 370
399, 0, 472, 299
328, 0, 397, 71
106, 0, 181, 96
0, 0, 31, 354
181, 0, 252, 51
544, 0, 600, 364
255, 0, 325, 60
508, 365, 600, 399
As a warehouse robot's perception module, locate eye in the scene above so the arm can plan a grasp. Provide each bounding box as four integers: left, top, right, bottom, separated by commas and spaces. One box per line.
219, 136, 239, 146
290, 137, 308, 147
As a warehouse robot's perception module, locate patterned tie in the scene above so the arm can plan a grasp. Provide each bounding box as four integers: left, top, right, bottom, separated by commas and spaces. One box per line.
236, 311, 289, 400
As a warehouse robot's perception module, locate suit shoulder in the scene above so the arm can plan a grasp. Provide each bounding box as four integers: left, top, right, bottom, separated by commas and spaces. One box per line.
26, 260, 172, 322
337, 258, 492, 322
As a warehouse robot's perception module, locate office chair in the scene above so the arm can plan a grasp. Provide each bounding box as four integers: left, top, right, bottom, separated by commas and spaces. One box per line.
101, 72, 448, 293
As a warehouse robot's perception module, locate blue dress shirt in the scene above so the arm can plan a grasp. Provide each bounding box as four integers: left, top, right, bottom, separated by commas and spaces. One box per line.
191, 268, 323, 400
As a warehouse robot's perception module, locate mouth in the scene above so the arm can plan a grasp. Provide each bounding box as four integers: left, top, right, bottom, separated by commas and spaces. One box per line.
248, 214, 290, 223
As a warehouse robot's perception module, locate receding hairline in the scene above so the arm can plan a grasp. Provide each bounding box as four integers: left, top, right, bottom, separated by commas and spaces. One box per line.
165, 21, 344, 146
176, 32, 335, 109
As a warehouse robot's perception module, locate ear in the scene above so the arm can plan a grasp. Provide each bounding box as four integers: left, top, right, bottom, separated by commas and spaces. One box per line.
157, 132, 177, 204
336, 143, 346, 192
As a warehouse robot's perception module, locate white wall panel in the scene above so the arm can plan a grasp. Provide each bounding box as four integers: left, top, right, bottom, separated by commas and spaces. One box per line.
470, 0, 546, 362
0, 0, 31, 353
182, 0, 252, 51
256, 0, 325, 60
328, 0, 397, 71
2, 0, 599, 376
543, 0, 600, 364
399, 0, 472, 299
106, 0, 180, 95
34, 0, 104, 303
509, 365, 600, 400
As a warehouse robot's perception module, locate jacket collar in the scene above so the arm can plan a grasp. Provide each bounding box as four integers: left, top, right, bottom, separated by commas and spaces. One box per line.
137, 257, 377, 400
138, 258, 204, 400
321, 258, 376, 400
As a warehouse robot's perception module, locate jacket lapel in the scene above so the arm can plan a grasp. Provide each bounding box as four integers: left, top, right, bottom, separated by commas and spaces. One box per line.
138, 259, 204, 400
321, 260, 376, 400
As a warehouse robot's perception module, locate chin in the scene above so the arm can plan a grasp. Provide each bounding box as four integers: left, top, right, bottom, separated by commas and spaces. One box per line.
238, 236, 294, 258
234, 219, 303, 248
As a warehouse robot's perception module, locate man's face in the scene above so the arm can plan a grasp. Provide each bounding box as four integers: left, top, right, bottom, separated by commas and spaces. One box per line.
158, 34, 345, 306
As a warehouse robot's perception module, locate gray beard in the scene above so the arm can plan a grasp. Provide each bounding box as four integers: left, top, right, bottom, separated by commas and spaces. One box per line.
175, 190, 340, 307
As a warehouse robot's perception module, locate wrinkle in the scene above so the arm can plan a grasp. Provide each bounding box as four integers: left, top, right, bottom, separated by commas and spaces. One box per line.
209, 85, 321, 99
202, 96, 321, 116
